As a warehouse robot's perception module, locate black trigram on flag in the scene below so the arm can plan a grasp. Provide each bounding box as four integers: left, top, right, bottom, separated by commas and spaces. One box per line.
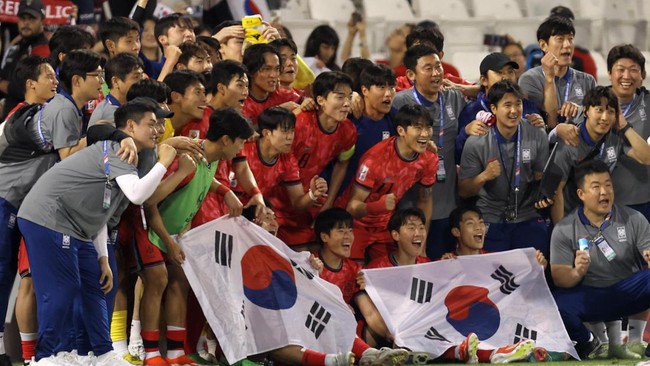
409, 277, 433, 303
214, 231, 233, 267
513, 323, 537, 343
305, 302, 331, 339
290, 259, 315, 280
490, 265, 519, 295
240, 300, 248, 330
424, 326, 450, 342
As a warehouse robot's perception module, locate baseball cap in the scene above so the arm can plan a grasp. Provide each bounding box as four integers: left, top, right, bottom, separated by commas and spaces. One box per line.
130, 97, 174, 119
479, 52, 519, 76
18, 0, 45, 19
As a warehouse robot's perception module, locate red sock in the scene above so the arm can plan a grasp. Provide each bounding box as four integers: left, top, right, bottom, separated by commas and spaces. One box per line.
351, 337, 371, 358
21, 338, 36, 362
477, 349, 493, 363
141, 329, 160, 355
440, 346, 456, 360
301, 348, 327, 366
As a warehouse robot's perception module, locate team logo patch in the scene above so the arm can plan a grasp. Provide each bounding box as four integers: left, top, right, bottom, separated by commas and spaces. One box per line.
7, 214, 16, 229
382, 131, 390, 140
640, 108, 647, 121
617, 226, 627, 242
62, 235, 70, 249
358, 165, 369, 181
575, 87, 584, 98
522, 149, 531, 162
446, 105, 455, 118
606, 147, 617, 162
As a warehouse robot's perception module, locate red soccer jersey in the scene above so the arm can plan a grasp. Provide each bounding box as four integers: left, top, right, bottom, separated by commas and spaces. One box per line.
233, 141, 301, 206
242, 88, 301, 127
274, 111, 356, 224
338, 136, 437, 230
316, 253, 362, 304
365, 253, 431, 269
178, 105, 213, 139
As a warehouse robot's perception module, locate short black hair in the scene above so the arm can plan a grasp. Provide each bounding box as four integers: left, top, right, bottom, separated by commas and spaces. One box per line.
341, 57, 374, 93
206, 107, 255, 141
536, 16, 575, 43
314, 208, 353, 245
360, 63, 396, 89
49, 26, 95, 69
99, 16, 140, 49
127, 78, 171, 103
406, 26, 442, 50
388, 207, 426, 233
209, 60, 248, 91
394, 104, 432, 129
163, 70, 203, 97
154, 13, 194, 50
105, 53, 143, 89
312, 71, 353, 99
549, 5, 575, 20
607, 44, 646, 75
574, 159, 610, 190
59, 49, 103, 94
178, 41, 209, 66
114, 100, 157, 129
270, 38, 298, 55
487, 80, 523, 107
243, 43, 280, 77
11, 56, 50, 99
404, 44, 439, 73
448, 205, 483, 230
582, 85, 619, 115
304, 25, 340, 71
213, 20, 242, 37
258, 107, 296, 133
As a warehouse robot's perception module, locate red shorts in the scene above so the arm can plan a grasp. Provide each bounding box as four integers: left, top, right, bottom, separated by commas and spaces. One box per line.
17, 238, 30, 277
118, 204, 165, 272
350, 226, 394, 262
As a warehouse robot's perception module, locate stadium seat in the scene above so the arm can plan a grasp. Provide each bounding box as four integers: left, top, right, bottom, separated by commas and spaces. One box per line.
307, 0, 354, 23
524, 0, 579, 17
471, 0, 523, 19
493, 18, 543, 47
589, 51, 608, 84
276, 0, 310, 20
450, 51, 490, 83
437, 19, 493, 56
281, 19, 329, 55
601, 19, 647, 56
412, 0, 470, 20
362, 0, 415, 22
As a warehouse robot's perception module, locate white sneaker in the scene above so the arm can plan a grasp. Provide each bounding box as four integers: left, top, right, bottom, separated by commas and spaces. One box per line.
128, 338, 145, 360
31, 356, 62, 366
197, 349, 217, 363
95, 351, 133, 366
359, 347, 409, 366
54, 351, 84, 366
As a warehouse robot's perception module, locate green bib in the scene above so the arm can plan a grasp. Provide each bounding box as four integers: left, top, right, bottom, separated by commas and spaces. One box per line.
148, 160, 218, 252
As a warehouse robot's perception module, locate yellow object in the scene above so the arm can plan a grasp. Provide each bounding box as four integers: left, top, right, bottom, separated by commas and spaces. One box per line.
293, 54, 316, 90
110, 310, 127, 342
161, 118, 175, 142
242, 15, 263, 28
242, 15, 267, 45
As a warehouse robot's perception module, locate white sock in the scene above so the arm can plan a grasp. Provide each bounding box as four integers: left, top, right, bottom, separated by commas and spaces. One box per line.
206, 338, 217, 355
145, 350, 161, 360
588, 322, 609, 342
130, 320, 142, 341
113, 340, 128, 355
606, 320, 623, 346
324, 354, 337, 366
628, 319, 647, 343
0, 332, 5, 354
196, 335, 206, 352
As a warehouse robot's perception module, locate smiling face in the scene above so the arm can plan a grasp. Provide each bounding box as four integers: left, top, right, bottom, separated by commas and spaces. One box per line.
578, 171, 614, 218
30, 63, 58, 103
179, 82, 207, 119
278, 45, 298, 86
317, 83, 352, 123
540, 33, 575, 67
391, 215, 427, 258
397, 120, 432, 157
129, 111, 158, 150
362, 83, 395, 116
408, 53, 443, 98
490, 92, 523, 133
609, 58, 645, 102
320, 224, 354, 259
252, 52, 281, 95
585, 97, 617, 139
452, 211, 486, 252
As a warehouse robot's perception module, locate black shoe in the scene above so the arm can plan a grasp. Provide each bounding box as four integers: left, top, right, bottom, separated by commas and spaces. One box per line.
0, 354, 11, 366
575, 334, 602, 360
645, 341, 650, 358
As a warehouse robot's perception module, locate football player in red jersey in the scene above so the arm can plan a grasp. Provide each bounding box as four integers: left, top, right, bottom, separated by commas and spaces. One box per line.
275, 71, 357, 249
343, 104, 437, 262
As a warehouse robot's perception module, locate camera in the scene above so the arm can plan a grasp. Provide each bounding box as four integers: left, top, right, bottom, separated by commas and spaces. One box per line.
504, 205, 518, 222
483, 34, 508, 47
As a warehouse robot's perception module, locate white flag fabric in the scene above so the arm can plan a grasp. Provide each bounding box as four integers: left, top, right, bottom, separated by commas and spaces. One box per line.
179, 216, 356, 364
227, 0, 272, 20
363, 248, 578, 360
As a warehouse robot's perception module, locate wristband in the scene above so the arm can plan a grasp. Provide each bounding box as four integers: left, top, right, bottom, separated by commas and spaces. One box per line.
249, 186, 261, 196
366, 197, 389, 215
215, 183, 232, 196
308, 189, 317, 201
619, 124, 632, 135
